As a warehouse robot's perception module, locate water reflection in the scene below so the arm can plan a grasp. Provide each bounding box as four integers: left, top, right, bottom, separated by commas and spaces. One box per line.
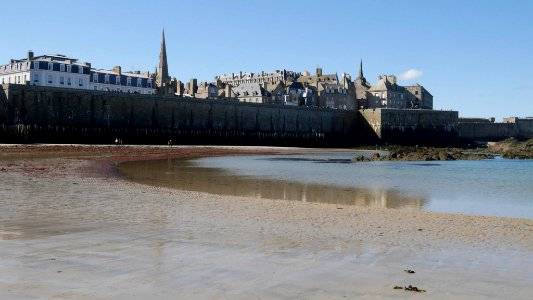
117, 159, 428, 210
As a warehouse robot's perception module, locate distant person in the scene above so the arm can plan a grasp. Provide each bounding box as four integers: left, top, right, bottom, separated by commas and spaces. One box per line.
168, 139, 173, 147
115, 138, 119, 145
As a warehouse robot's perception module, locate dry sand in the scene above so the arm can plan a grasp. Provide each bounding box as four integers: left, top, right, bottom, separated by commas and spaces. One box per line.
0, 144, 532, 299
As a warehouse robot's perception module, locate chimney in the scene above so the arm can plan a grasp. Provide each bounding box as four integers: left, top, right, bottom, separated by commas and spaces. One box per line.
225, 84, 232, 98
190, 78, 198, 95
113, 66, 122, 75
316, 67, 323, 76
27, 50, 34, 60
239, 71, 243, 78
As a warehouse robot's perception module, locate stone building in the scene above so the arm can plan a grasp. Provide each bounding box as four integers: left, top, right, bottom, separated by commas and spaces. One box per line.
232, 82, 270, 103
297, 67, 339, 86
367, 75, 407, 109
195, 82, 219, 100
404, 84, 433, 109
215, 69, 301, 86
318, 83, 354, 109
284, 81, 308, 106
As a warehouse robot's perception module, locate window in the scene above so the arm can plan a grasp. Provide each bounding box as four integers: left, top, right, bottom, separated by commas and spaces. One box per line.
47, 75, 53, 84
33, 74, 39, 83
415, 91, 419, 95
127, 77, 131, 86
137, 78, 142, 87
79, 78, 83, 87
105, 74, 110, 84
48, 63, 53, 70
67, 65, 72, 73
60, 76, 64, 85
79, 67, 84, 74
33, 62, 39, 69
60, 64, 65, 72
93, 73, 98, 83
116, 76, 120, 85
147, 79, 152, 88
67, 77, 71, 85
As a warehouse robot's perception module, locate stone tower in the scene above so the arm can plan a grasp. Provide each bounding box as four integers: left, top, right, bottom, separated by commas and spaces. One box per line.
156, 29, 171, 95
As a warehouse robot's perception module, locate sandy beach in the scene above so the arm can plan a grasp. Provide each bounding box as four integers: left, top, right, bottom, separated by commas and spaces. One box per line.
0, 144, 532, 299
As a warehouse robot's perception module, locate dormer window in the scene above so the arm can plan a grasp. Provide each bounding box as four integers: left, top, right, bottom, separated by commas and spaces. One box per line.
137, 78, 142, 87
33, 62, 39, 69
147, 80, 152, 88
79, 67, 84, 74
105, 74, 110, 84
48, 63, 53, 70
67, 65, 72, 73
116, 76, 121, 85
60, 64, 65, 72
127, 77, 131, 86
93, 73, 98, 83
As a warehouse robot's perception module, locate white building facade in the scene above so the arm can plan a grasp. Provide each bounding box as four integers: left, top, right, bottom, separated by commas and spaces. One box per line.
0, 51, 156, 95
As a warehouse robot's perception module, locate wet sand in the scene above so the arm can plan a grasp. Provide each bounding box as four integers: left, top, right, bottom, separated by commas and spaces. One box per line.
0, 144, 532, 299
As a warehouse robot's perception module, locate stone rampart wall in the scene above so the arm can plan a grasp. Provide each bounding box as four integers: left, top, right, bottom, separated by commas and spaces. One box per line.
359, 108, 459, 145
458, 119, 533, 141
0, 84, 357, 146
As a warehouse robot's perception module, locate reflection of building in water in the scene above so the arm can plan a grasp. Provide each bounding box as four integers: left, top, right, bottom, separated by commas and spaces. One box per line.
118, 159, 428, 210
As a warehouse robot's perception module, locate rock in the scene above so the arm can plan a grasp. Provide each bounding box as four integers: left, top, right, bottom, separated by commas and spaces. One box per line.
393, 286, 403, 290
371, 152, 380, 160
404, 285, 426, 292
438, 150, 449, 161
404, 269, 415, 274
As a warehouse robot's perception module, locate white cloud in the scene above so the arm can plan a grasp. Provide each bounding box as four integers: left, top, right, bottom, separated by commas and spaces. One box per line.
399, 69, 424, 81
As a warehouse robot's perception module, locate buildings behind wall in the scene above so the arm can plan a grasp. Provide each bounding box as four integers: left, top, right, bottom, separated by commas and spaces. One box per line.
364, 74, 433, 110
215, 69, 301, 86
210, 63, 432, 111
0, 51, 156, 95
2, 28, 434, 112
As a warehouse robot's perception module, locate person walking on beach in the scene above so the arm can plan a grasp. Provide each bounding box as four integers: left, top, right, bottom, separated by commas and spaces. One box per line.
168, 139, 173, 147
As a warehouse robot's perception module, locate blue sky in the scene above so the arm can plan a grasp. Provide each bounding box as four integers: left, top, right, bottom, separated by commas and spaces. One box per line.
1, 0, 532, 119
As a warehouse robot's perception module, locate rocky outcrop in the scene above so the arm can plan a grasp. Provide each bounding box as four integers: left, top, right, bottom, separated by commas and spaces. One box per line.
352, 146, 494, 162
489, 138, 533, 159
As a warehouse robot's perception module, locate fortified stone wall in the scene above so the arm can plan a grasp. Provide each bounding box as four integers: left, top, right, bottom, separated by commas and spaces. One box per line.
458, 119, 533, 141
0, 84, 358, 146
359, 108, 459, 145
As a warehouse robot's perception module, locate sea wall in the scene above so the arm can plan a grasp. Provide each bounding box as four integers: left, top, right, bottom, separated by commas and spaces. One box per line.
1, 84, 465, 146
0, 84, 358, 146
359, 108, 460, 146
458, 119, 533, 141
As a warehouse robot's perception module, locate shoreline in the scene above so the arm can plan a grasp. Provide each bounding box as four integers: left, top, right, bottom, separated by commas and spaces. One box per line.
1, 144, 532, 299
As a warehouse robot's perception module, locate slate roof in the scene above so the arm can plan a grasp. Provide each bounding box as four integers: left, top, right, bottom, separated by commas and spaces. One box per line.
233, 83, 269, 97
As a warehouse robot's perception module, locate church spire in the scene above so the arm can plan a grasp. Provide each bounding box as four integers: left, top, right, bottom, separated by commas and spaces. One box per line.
156, 29, 170, 93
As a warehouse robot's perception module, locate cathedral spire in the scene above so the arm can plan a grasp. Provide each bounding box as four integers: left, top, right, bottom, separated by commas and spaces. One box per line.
156, 29, 170, 93
358, 59, 364, 79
